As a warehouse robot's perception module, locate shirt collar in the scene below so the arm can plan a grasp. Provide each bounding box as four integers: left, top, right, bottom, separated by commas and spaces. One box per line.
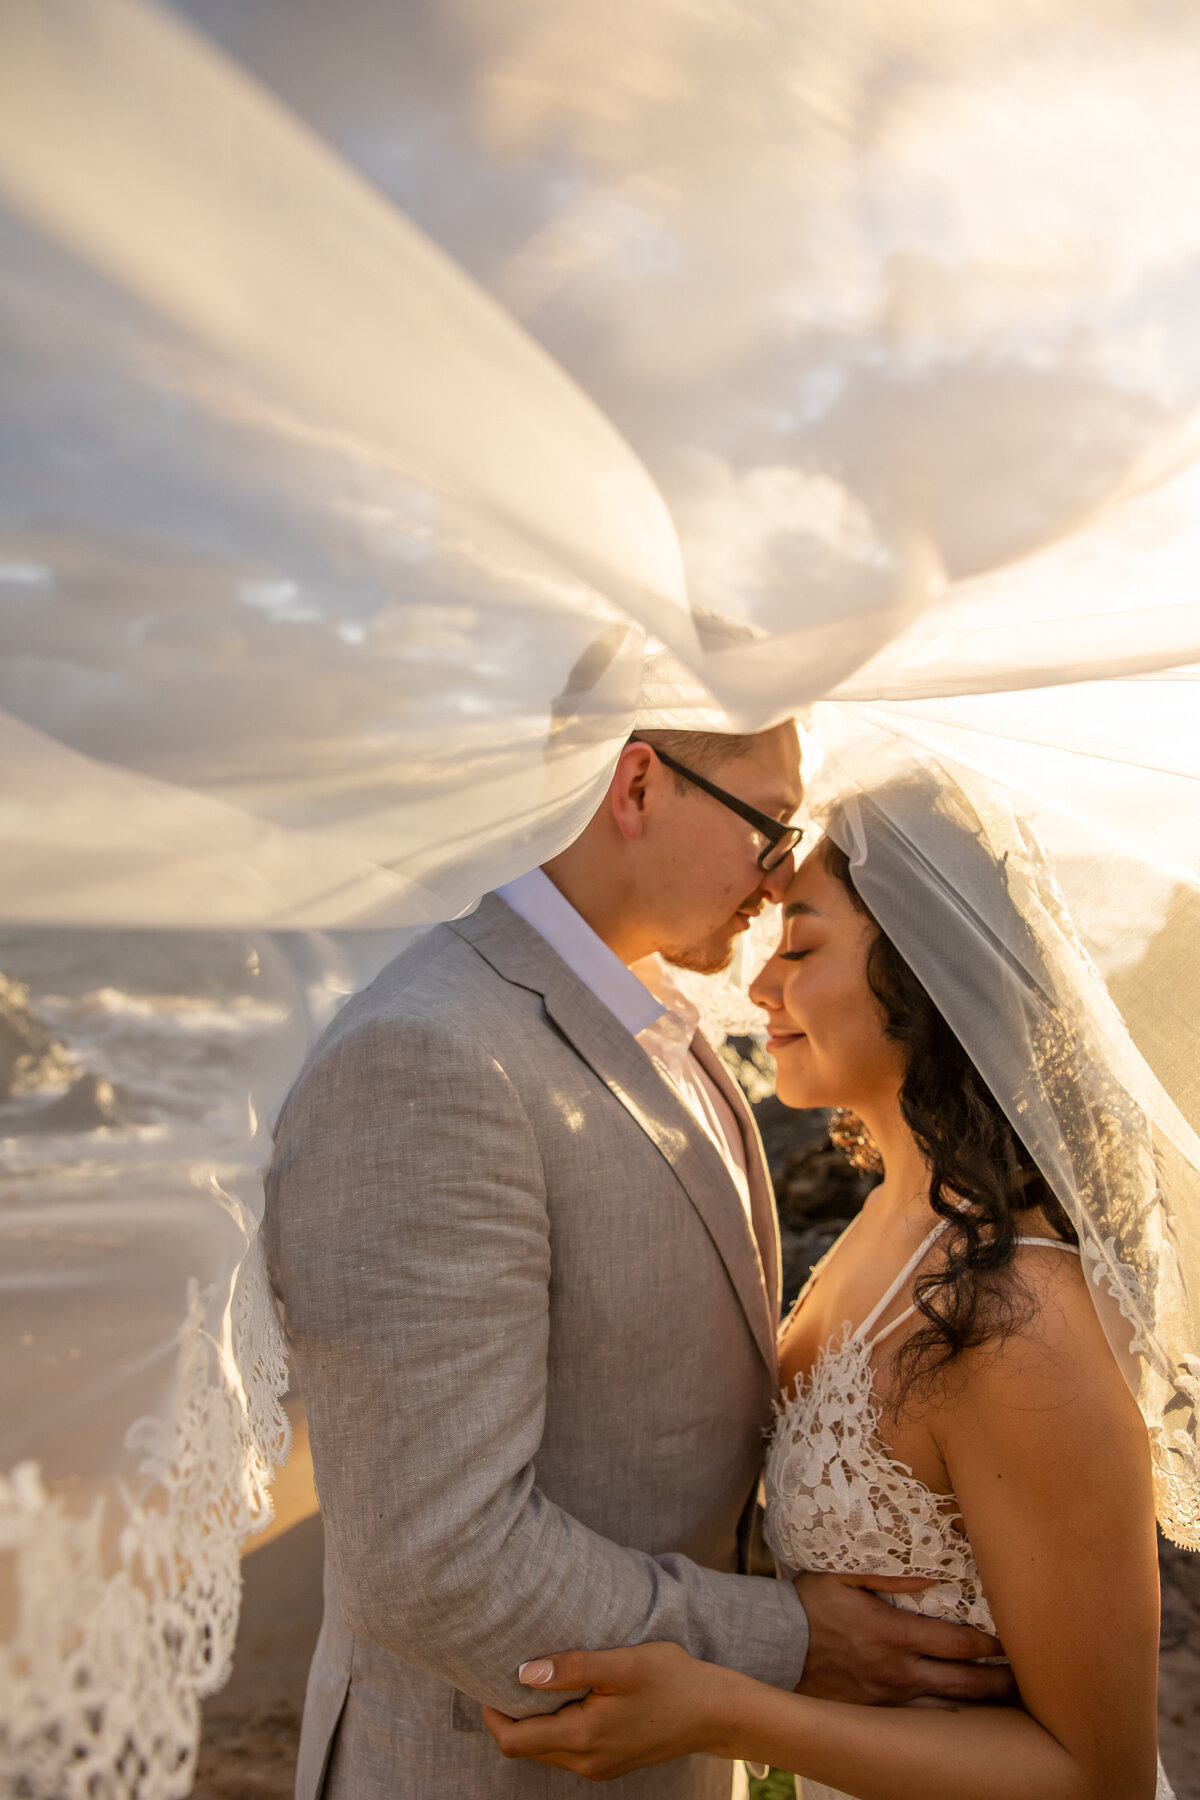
495, 867, 664, 1037
631, 955, 701, 1042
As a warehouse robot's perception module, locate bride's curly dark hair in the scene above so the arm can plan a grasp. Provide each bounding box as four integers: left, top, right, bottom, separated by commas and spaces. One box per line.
820, 821, 1079, 1405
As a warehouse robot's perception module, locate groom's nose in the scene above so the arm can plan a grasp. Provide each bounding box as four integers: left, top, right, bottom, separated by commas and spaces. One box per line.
760, 848, 799, 905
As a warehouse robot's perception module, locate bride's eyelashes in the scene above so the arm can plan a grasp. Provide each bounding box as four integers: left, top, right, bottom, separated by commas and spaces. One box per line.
780, 948, 812, 961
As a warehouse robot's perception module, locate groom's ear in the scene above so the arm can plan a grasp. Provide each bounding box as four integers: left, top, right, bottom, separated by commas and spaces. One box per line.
610, 741, 655, 843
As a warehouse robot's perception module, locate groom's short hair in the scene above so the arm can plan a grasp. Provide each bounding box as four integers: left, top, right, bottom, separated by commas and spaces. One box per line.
631, 727, 765, 789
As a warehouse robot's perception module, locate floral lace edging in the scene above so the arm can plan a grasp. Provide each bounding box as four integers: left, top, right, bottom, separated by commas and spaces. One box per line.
1082, 1236, 1200, 1553
0, 1231, 291, 1800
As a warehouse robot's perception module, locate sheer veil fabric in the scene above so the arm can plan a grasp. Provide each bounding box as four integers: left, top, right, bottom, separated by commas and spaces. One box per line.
1, 1, 1199, 1792
803, 717, 1200, 1551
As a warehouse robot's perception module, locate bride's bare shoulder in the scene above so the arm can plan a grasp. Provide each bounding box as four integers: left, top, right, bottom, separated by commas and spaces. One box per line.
934, 1233, 1141, 1446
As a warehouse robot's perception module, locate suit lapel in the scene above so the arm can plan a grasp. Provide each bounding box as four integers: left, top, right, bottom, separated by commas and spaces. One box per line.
450, 895, 778, 1378
691, 1032, 781, 1322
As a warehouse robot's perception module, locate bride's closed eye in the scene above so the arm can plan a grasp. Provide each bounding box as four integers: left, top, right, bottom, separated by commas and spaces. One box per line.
780, 947, 813, 961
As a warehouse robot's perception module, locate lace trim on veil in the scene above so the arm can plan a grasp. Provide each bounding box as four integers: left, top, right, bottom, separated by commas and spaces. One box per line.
809, 746, 1200, 1556
0, 1232, 290, 1798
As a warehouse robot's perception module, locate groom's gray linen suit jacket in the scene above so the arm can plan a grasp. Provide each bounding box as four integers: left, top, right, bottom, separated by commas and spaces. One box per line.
263, 892, 808, 1800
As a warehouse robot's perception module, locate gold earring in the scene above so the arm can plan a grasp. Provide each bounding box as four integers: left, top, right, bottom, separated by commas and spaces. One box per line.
828, 1107, 883, 1174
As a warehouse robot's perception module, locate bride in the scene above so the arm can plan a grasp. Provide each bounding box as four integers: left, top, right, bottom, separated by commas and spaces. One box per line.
483, 763, 1187, 1800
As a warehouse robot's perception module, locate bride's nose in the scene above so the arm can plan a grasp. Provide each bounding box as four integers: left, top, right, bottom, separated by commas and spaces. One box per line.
749, 949, 784, 1014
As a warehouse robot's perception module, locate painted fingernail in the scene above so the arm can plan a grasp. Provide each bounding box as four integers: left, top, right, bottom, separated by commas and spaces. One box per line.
518, 1659, 554, 1686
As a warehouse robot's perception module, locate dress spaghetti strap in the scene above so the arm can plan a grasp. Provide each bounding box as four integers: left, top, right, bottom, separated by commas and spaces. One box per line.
867, 1303, 921, 1352
855, 1220, 949, 1346
865, 1231, 1082, 1352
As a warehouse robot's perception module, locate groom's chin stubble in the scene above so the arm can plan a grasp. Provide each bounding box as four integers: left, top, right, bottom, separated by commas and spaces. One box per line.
660, 941, 736, 976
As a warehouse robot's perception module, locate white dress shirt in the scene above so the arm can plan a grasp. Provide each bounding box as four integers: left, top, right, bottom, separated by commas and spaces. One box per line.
496, 868, 752, 1223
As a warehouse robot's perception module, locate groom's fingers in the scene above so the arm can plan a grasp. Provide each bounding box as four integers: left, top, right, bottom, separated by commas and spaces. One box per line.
840, 1573, 936, 1594
885, 1608, 1005, 1663
838, 1572, 1007, 1662
795, 1569, 1013, 1705
912, 1655, 1019, 1704
839, 1578, 1007, 1664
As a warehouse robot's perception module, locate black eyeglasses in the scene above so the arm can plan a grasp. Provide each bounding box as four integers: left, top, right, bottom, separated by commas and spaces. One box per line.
629, 736, 804, 872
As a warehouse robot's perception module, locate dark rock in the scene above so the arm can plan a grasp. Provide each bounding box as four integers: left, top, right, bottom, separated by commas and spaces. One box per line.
749, 1092, 879, 1313
25, 1072, 121, 1133
723, 1046, 879, 1312
0, 971, 74, 1102
1158, 1530, 1200, 1799
752, 1090, 832, 1184
0, 969, 122, 1132
776, 1134, 879, 1231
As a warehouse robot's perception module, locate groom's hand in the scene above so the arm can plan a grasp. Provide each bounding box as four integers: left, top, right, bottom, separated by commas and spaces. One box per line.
795, 1572, 1018, 1707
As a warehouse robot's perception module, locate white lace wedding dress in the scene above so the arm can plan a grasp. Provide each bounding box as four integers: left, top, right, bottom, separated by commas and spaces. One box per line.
762, 1220, 1176, 1800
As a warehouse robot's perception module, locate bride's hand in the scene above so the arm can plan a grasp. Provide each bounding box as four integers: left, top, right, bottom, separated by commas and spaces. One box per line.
482, 1643, 740, 1780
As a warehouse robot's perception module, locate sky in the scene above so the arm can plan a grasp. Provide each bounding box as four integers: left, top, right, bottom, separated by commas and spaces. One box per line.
2, 0, 1199, 918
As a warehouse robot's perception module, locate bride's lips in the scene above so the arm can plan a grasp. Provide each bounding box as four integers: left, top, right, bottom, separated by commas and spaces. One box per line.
766, 1029, 806, 1052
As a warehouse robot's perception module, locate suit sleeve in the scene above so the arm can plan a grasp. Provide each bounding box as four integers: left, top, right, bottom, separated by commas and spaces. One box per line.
263, 1011, 808, 1717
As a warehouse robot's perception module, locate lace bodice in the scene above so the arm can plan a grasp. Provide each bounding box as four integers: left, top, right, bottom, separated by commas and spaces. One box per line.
764, 1325, 996, 1633
764, 1221, 1079, 1636
762, 1219, 1176, 1800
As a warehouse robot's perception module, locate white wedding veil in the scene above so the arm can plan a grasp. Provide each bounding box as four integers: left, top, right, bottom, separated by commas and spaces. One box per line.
1, 1, 1199, 1793
802, 711, 1200, 1551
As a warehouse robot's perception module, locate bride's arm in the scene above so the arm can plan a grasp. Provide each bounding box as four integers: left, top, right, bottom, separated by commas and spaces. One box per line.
488, 1645, 1084, 1795
926, 1245, 1161, 1800
484, 1252, 1161, 1800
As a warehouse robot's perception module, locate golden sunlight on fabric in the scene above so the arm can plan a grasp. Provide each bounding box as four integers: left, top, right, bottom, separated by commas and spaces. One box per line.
1, 2, 1198, 1795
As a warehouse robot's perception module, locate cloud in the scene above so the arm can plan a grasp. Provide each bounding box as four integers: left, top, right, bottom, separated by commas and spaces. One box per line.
659, 452, 895, 640
173, 0, 1200, 598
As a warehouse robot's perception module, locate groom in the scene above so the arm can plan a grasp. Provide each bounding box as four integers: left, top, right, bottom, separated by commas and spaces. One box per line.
264, 723, 1011, 1800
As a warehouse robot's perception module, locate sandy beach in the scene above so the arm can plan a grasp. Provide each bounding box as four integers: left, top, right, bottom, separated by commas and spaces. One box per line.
194, 1408, 1200, 1800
